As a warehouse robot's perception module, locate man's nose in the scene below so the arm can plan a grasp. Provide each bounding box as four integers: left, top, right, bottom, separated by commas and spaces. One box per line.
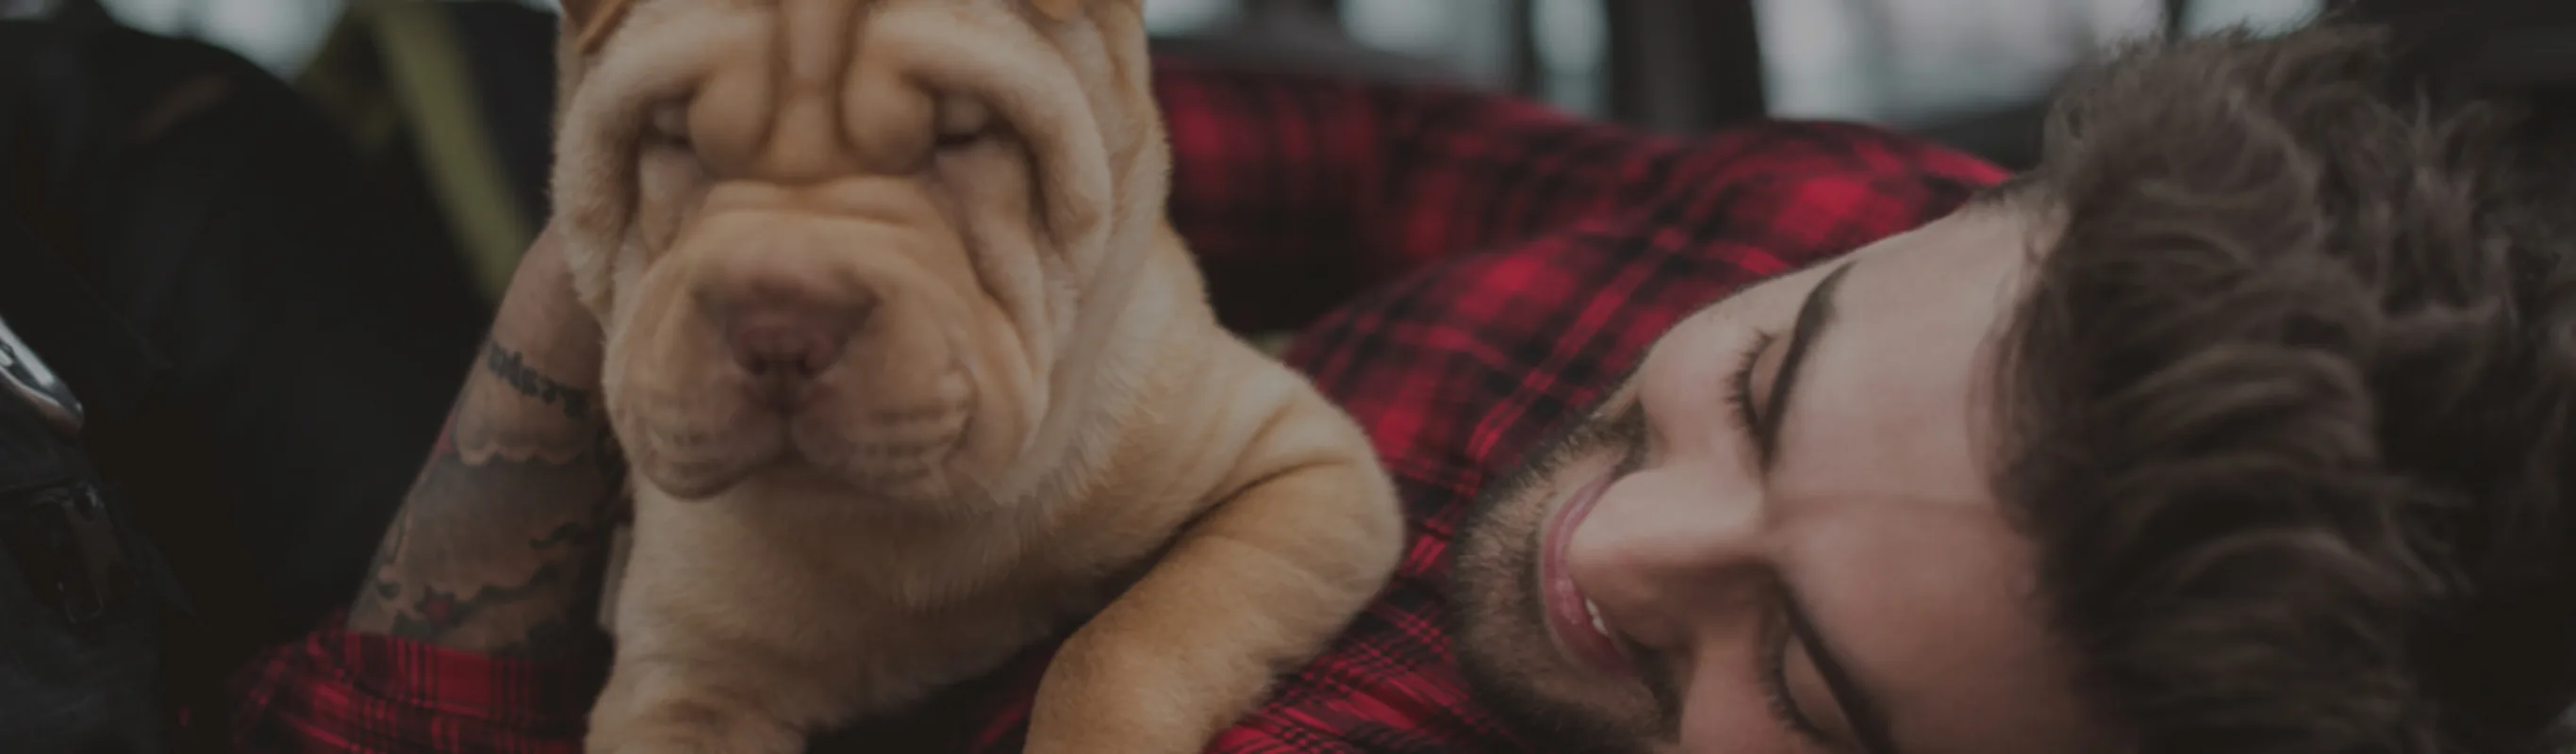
1567, 471, 1773, 619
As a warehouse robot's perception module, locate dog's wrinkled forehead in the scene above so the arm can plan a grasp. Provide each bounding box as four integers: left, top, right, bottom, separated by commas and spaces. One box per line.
549, 0, 1160, 318
559, 0, 1127, 53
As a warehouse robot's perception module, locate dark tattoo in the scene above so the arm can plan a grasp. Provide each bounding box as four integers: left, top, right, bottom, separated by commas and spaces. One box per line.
344, 342, 626, 659
379, 557, 603, 659
484, 342, 594, 420
507, 615, 605, 661
381, 560, 571, 643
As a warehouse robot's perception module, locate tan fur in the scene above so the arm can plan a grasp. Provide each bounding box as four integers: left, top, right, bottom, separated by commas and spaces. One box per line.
551, 1, 1404, 751
557, 0, 636, 55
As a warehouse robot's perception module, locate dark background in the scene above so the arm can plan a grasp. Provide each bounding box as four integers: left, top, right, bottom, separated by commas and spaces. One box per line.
17, 0, 2568, 308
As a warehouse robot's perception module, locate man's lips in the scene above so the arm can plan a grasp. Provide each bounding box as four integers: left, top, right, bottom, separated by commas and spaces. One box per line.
1542, 467, 1635, 677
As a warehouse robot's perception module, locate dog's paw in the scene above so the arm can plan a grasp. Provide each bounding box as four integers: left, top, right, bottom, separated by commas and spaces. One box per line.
1023, 701, 1210, 754
585, 725, 801, 754
585, 709, 802, 754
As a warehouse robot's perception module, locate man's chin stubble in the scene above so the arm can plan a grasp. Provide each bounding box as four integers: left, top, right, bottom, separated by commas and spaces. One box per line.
1449, 420, 1655, 754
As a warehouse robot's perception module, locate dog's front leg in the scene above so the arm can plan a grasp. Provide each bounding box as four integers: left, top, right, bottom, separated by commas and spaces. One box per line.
586, 651, 807, 754
1024, 402, 1406, 754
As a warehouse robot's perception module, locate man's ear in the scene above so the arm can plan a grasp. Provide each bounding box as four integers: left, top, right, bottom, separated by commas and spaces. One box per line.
559, 0, 636, 55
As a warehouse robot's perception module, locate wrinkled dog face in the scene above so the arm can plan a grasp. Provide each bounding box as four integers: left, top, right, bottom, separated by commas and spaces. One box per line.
552, 0, 1158, 509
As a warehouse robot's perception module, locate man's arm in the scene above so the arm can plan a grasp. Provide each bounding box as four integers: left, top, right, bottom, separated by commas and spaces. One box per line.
341, 227, 622, 660
227, 227, 616, 753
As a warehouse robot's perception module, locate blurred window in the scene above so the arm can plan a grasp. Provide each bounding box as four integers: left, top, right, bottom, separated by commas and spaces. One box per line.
1146, 0, 1239, 33
1146, 0, 2320, 127
1758, 0, 2324, 126
1531, 0, 1607, 115
73, 0, 2322, 125
94, 0, 351, 75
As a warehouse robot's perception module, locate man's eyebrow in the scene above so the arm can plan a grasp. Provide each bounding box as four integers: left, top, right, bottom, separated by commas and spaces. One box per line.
1751, 261, 1854, 466
1785, 585, 1902, 754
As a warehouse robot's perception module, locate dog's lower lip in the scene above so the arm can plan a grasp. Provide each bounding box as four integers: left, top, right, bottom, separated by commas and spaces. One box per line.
1540, 467, 1634, 678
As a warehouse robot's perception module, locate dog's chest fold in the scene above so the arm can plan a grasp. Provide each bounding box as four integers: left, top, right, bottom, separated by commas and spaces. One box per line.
832, 520, 1046, 609
724, 500, 1105, 612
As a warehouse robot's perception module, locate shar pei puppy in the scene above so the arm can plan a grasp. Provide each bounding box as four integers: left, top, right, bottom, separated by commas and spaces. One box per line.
548, 0, 1407, 751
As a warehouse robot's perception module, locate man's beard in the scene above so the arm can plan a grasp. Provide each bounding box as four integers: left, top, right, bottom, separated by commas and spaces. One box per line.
1448, 397, 1661, 754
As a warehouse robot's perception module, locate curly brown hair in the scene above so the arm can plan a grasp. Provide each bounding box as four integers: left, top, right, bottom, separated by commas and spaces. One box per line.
1997, 22, 2576, 753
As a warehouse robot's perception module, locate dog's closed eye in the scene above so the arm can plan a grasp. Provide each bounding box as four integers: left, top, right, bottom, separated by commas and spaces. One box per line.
934, 97, 998, 150
646, 103, 693, 151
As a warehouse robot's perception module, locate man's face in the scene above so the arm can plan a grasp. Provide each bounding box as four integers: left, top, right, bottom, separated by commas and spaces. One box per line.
1453, 205, 2110, 753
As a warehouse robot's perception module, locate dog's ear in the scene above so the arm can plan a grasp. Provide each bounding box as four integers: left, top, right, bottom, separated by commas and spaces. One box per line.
560, 0, 637, 55
1030, 0, 1137, 22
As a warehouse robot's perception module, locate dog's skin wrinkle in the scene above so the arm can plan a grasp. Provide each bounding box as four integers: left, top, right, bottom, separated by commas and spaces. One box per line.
565, 2, 1402, 752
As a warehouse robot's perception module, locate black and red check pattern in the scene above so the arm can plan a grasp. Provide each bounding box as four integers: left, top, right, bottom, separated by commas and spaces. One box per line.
225, 61, 2005, 753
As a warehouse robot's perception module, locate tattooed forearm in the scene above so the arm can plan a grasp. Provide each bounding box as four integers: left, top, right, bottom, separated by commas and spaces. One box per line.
344, 342, 626, 659
484, 341, 595, 420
